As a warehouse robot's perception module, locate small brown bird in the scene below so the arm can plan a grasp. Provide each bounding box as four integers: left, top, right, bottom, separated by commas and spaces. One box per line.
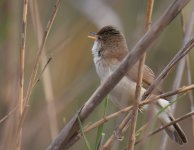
89, 25, 187, 145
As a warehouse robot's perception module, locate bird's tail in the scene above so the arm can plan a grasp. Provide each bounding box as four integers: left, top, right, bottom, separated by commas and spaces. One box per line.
155, 99, 187, 145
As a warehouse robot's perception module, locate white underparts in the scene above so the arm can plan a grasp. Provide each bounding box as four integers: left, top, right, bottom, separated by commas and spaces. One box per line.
92, 40, 101, 64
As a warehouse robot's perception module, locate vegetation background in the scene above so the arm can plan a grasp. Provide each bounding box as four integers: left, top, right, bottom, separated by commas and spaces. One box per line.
0, 0, 193, 150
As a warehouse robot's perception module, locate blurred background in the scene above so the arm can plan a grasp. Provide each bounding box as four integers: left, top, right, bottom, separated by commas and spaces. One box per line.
0, 0, 194, 150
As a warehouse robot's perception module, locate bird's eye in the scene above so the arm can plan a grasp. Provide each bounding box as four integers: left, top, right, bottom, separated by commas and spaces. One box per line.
98, 36, 102, 40
98, 49, 102, 57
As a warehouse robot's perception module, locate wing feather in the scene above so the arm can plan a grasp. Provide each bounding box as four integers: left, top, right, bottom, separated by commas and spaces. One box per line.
126, 62, 155, 85
126, 62, 162, 94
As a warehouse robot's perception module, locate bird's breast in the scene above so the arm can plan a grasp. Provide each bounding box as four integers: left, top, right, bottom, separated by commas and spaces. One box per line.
109, 76, 137, 109
94, 60, 141, 109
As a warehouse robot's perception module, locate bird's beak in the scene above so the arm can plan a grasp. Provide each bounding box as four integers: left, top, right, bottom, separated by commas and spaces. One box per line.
88, 32, 97, 40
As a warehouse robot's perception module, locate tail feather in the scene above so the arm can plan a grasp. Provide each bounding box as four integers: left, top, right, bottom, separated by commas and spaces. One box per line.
156, 99, 187, 145
168, 115, 187, 144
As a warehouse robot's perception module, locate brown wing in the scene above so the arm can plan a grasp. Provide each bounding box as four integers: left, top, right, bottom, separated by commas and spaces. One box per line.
126, 62, 155, 85
142, 64, 155, 85
126, 62, 162, 94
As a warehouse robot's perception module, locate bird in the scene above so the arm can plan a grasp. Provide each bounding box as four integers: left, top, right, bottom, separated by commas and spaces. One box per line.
88, 25, 187, 145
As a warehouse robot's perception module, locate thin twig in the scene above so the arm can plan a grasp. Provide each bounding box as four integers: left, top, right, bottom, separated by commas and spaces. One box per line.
29, 0, 59, 139
136, 111, 194, 145
84, 106, 133, 134
24, 0, 62, 108
16, 0, 62, 141
172, 0, 194, 109
34, 57, 52, 86
103, 112, 133, 150
185, 56, 194, 138
47, 1, 191, 149
142, 84, 194, 106
184, 3, 194, 139
88, 84, 194, 137
160, 3, 194, 148
143, 35, 194, 100
17, 0, 29, 149
128, 0, 154, 149
64, 84, 194, 150
138, 1, 155, 149
0, 105, 18, 124
63, 106, 133, 149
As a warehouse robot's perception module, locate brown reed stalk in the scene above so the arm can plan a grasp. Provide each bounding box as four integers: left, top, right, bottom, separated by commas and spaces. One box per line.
15, 0, 62, 142
136, 111, 194, 145
103, 112, 133, 150
97, 84, 194, 149
160, 3, 194, 148
142, 35, 194, 101
8, 1, 62, 149
185, 56, 194, 137
92, 84, 194, 135
142, 84, 194, 105
29, 0, 59, 139
128, 0, 154, 149
84, 106, 133, 134
47, 1, 190, 149
17, 0, 29, 149
183, 2, 194, 139
0, 105, 18, 124
24, 0, 62, 109
172, 3, 194, 102
86, 84, 194, 134
67, 84, 194, 150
